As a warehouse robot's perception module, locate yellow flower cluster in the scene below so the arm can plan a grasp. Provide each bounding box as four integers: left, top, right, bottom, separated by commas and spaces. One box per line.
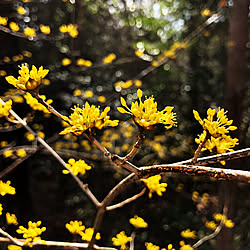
40, 24, 51, 34
0, 99, 12, 118
145, 242, 169, 250
16, 149, 27, 157
76, 58, 92, 67
60, 102, 119, 135
103, 53, 116, 64
114, 79, 142, 89
8, 245, 22, 250
118, 89, 176, 130
129, 215, 148, 228
9, 22, 19, 32
59, 24, 78, 38
6, 212, 18, 225
179, 241, 193, 250
112, 231, 131, 250
180, 229, 196, 239
141, 175, 167, 198
0, 204, 3, 215
62, 158, 91, 175
17, 6, 26, 15
194, 108, 238, 157
0, 180, 16, 196
16, 221, 46, 246
0, 16, 8, 26
65, 220, 101, 241
6, 65, 49, 91
24, 93, 52, 113
24, 27, 36, 37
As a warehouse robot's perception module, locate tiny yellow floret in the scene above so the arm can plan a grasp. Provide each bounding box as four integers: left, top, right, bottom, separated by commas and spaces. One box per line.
9, 22, 20, 32
63, 158, 91, 176
0, 100, 12, 118
6, 212, 18, 225
16, 149, 27, 158
65, 220, 85, 235
0, 180, 15, 196
81, 227, 101, 241
180, 229, 196, 239
24, 27, 36, 37
129, 215, 148, 228
40, 24, 51, 34
112, 231, 131, 250
17, 6, 26, 15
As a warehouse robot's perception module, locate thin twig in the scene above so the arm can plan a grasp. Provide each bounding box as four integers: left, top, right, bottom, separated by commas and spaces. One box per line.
129, 231, 136, 250
0, 229, 23, 247
106, 188, 146, 211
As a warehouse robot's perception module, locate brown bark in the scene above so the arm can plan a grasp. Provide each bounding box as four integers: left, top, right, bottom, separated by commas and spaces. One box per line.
217, 0, 249, 249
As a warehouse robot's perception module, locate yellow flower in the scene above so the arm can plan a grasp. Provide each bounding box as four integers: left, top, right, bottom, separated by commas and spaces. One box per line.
24, 27, 36, 37
135, 50, 144, 57
151, 60, 159, 67
37, 131, 45, 139
205, 221, 217, 230
0, 70, 7, 76
67, 24, 78, 38
62, 58, 71, 66
16, 221, 46, 246
0, 204, 3, 215
96, 96, 106, 103
40, 24, 51, 34
145, 242, 160, 250
180, 229, 196, 239
201, 8, 211, 16
6, 64, 49, 91
224, 219, 234, 228
65, 220, 85, 235
62, 158, 91, 175
0, 181, 16, 196
24, 93, 52, 113
6, 212, 18, 225
76, 58, 92, 67
0, 16, 8, 26
84, 90, 94, 98
22, 50, 32, 58
3, 56, 11, 63
112, 231, 131, 250
24, 132, 35, 141
59, 24, 68, 33
129, 215, 148, 228
118, 89, 176, 130
81, 227, 101, 241
73, 89, 82, 96
8, 245, 22, 250
9, 22, 20, 32
103, 53, 116, 64
141, 175, 167, 198
42, 79, 50, 85
0, 141, 8, 147
17, 6, 26, 15
59, 102, 119, 135
3, 150, 13, 158
134, 79, 142, 87
16, 149, 27, 158
192, 191, 199, 202
179, 241, 193, 250
0, 99, 12, 118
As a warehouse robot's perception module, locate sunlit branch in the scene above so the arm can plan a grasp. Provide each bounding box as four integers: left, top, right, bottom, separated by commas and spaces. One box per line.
0, 229, 23, 247
106, 188, 146, 211
122, 127, 145, 162
0, 98, 101, 208
172, 148, 250, 166
0, 236, 117, 250
129, 231, 136, 250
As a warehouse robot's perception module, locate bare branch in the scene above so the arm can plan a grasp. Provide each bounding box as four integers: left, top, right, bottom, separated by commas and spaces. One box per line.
106, 188, 146, 211
0, 236, 117, 249
0, 229, 23, 247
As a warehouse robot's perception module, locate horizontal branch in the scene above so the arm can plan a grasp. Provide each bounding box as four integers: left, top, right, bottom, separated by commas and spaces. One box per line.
140, 164, 250, 184
0, 237, 117, 250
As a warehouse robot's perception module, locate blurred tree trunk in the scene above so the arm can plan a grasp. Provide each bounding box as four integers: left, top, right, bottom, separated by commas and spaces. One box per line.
216, 0, 248, 249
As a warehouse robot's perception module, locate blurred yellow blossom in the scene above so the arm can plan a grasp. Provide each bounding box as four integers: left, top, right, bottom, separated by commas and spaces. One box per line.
37, 131, 45, 139
42, 79, 50, 85
6, 212, 18, 225
73, 89, 82, 96
9, 22, 19, 32
62, 58, 71, 66
181, 229, 196, 239
205, 221, 217, 230
16, 149, 27, 158
141, 175, 167, 198
118, 89, 176, 130
40, 24, 51, 34
0, 181, 15, 196
25, 132, 35, 141
0, 204, 2, 215
224, 219, 234, 228
59, 24, 68, 33
135, 50, 144, 57
59, 102, 119, 135
112, 231, 131, 250
192, 191, 199, 202
84, 90, 94, 98
22, 51, 32, 58
16, 221, 46, 246
0, 141, 8, 147
62, 158, 91, 175
24, 27, 36, 37
129, 215, 148, 228
3, 56, 11, 63
97, 96, 106, 103
8, 245, 22, 250
134, 79, 142, 87
0, 16, 8, 26
3, 150, 13, 158
0, 99, 12, 118
6, 64, 49, 91
76, 58, 92, 67
179, 241, 193, 250
103, 53, 116, 64
201, 8, 211, 16
17, 6, 26, 15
